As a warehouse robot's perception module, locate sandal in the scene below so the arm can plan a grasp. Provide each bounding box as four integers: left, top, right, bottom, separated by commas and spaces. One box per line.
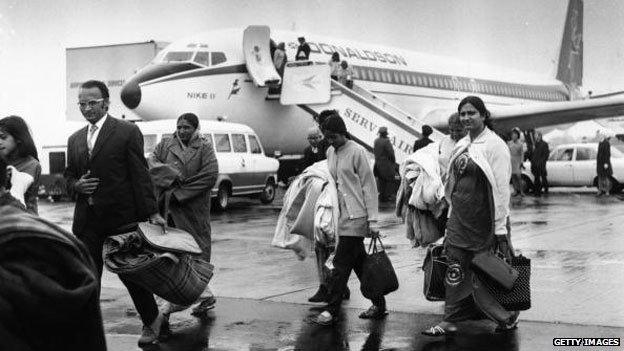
422, 325, 453, 337
312, 311, 335, 326
495, 312, 520, 332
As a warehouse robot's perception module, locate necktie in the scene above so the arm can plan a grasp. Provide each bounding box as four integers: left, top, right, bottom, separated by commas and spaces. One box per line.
88, 124, 99, 155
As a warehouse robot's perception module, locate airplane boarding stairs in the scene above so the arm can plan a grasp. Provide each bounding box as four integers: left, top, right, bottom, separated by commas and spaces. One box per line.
297, 80, 445, 165
242, 25, 444, 165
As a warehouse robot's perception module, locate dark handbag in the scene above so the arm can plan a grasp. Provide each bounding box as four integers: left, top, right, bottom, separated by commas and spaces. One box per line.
422, 243, 447, 301
471, 250, 518, 290
478, 255, 531, 311
360, 236, 399, 299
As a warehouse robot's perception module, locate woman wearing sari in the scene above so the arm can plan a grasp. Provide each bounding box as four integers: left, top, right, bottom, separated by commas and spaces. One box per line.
423, 96, 519, 336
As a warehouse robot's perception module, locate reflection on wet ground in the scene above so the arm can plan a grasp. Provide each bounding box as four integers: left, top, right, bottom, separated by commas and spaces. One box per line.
39, 190, 624, 350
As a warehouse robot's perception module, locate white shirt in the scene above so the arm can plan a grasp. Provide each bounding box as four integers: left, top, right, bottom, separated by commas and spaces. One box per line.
87, 114, 108, 148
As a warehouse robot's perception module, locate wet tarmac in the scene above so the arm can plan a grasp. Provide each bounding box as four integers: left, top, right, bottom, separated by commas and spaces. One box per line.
38, 188, 624, 350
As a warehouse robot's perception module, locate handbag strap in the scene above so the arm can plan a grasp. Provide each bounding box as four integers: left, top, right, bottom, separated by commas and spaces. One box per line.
367, 236, 386, 254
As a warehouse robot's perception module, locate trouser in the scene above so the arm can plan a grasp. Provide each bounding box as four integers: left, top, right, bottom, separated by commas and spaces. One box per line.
315, 243, 331, 289
531, 167, 548, 194
326, 236, 385, 315
378, 178, 394, 201
598, 176, 612, 194
77, 210, 159, 326
511, 174, 523, 194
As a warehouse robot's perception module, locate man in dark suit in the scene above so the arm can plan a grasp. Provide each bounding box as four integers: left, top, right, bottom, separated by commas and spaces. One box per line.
64, 80, 167, 347
296, 36, 311, 60
373, 126, 396, 202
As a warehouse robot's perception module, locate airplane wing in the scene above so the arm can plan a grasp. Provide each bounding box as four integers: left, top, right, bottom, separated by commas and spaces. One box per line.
489, 96, 624, 131
427, 96, 624, 132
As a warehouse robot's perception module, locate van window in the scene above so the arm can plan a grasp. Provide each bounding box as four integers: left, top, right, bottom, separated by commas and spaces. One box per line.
202, 133, 214, 146
214, 133, 231, 152
232, 134, 247, 153
49, 152, 66, 174
552, 148, 574, 161
194, 52, 210, 66
144, 134, 158, 154
163, 51, 193, 62
162, 133, 173, 140
211, 52, 227, 65
248, 135, 262, 154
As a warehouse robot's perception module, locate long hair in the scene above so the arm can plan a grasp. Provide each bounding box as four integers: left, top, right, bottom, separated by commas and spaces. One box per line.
458, 95, 494, 130
0, 116, 38, 160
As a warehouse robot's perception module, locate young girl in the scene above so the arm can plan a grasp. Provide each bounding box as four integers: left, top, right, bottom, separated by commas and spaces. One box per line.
0, 116, 41, 214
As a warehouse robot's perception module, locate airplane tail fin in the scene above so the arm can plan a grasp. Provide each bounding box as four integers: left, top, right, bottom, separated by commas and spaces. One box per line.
556, 0, 583, 89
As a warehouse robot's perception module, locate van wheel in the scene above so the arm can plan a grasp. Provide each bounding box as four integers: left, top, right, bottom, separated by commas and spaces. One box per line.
260, 180, 276, 204
214, 184, 230, 211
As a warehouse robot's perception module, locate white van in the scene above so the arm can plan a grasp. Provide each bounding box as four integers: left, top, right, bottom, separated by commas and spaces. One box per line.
137, 119, 279, 210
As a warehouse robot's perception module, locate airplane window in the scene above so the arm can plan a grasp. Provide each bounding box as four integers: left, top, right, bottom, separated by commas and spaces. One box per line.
214, 133, 231, 152
374, 70, 381, 81
232, 134, 247, 153
194, 52, 210, 66
211, 52, 227, 65
143, 134, 158, 154
248, 135, 262, 154
163, 51, 194, 62
394, 72, 400, 83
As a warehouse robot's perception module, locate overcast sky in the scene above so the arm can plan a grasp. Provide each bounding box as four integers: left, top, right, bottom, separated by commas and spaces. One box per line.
1, 0, 623, 142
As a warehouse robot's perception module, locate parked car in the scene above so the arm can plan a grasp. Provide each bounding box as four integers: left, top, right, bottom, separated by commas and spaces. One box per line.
138, 119, 279, 210
521, 143, 624, 193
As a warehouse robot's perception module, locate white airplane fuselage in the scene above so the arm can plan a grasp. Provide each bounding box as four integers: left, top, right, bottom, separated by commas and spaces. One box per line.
122, 28, 571, 156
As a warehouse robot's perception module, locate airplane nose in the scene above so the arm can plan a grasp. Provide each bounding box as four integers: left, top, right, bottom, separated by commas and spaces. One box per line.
121, 79, 141, 109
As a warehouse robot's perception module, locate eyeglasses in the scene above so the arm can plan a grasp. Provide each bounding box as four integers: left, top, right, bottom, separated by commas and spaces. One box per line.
78, 98, 104, 109
459, 110, 477, 117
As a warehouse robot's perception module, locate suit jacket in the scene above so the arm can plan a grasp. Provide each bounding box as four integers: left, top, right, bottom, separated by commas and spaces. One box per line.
64, 115, 157, 235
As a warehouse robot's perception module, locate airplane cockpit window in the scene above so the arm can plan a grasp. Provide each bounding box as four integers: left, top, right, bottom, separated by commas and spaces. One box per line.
163, 51, 194, 62
211, 52, 227, 65
194, 52, 210, 66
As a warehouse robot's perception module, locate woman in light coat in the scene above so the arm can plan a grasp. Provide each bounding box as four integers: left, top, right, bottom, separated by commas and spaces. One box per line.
422, 96, 519, 336
149, 113, 218, 318
314, 112, 387, 325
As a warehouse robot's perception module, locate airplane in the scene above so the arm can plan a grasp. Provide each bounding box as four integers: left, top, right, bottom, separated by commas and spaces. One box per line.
120, 0, 624, 162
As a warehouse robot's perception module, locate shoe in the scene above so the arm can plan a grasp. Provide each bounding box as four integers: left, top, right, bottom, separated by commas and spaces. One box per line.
421, 324, 456, 337
358, 305, 388, 319
308, 286, 328, 303
312, 311, 335, 326
138, 325, 159, 346
495, 312, 520, 332
191, 296, 216, 316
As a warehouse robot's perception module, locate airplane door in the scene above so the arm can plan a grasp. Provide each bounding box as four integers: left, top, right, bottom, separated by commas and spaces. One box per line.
548, 147, 575, 186
243, 25, 281, 87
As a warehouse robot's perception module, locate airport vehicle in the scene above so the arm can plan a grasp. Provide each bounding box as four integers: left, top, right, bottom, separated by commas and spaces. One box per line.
136, 120, 279, 210
521, 143, 624, 192
120, 0, 624, 166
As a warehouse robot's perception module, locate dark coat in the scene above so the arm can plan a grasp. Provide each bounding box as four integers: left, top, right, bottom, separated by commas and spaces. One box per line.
149, 133, 218, 262
413, 137, 433, 152
64, 115, 158, 235
373, 136, 396, 180
296, 42, 311, 60
0, 197, 105, 351
597, 139, 613, 177
300, 142, 328, 171
530, 140, 549, 173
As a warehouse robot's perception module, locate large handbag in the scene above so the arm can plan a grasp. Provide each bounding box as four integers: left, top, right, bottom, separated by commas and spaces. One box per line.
477, 254, 531, 311
103, 223, 213, 306
422, 243, 447, 301
471, 250, 518, 290
360, 236, 399, 299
